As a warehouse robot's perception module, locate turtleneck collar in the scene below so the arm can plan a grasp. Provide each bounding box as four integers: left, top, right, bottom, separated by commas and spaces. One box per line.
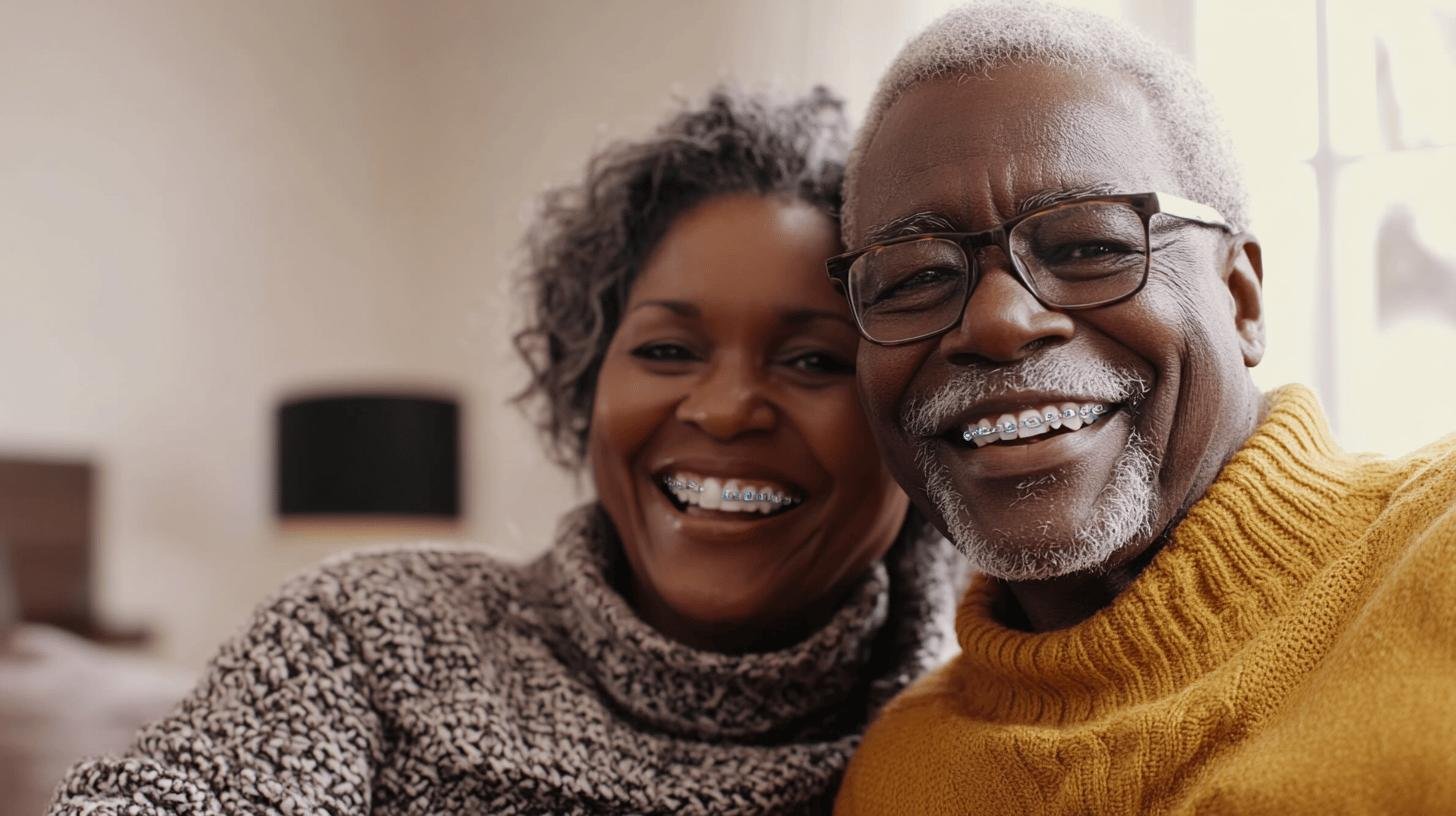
535, 504, 960, 742
953, 385, 1385, 725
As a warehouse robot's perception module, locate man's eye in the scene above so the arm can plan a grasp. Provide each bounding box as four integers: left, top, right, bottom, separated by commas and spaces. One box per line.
1045, 241, 1135, 261
894, 267, 958, 292
785, 351, 854, 375
629, 342, 698, 362
868, 267, 961, 309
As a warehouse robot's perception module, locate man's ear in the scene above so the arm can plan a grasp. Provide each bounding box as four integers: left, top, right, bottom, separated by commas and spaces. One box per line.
1225, 233, 1265, 368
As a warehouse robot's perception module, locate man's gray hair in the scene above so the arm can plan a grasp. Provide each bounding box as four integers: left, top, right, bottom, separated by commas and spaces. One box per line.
844, 0, 1248, 242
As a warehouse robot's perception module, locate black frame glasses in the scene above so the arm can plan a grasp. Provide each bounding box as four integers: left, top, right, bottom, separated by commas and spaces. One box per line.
826, 191, 1231, 346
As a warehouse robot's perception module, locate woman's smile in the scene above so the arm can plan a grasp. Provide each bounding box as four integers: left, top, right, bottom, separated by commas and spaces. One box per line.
656, 472, 804, 515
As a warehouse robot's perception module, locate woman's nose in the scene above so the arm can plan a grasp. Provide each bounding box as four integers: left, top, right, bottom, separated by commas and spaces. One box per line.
938, 253, 1075, 364
675, 358, 776, 440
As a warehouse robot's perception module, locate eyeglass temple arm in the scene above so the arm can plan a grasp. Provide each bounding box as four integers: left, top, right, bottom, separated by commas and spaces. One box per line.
1154, 192, 1230, 229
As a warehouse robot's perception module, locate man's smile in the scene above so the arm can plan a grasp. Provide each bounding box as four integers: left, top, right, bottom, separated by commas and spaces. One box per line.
931, 405, 1132, 481
958, 401, 1110, 446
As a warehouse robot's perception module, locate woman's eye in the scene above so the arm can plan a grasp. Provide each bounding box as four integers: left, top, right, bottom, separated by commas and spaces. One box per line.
785, 351, 854, 376
629, 342, 698, 363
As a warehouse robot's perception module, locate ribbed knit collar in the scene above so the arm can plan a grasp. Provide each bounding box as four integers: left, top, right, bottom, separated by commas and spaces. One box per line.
954, 385, 1371, 725
539, 504, 959, 742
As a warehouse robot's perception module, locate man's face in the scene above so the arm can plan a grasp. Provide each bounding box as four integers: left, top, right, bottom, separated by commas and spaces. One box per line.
849, 63, 1264, 580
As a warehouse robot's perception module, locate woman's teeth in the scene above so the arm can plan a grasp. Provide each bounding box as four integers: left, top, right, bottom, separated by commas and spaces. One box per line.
658, 473, 802, 514
961, 402, 1110, 448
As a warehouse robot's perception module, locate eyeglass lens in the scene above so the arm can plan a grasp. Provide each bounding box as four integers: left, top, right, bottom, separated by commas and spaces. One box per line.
848, 201, 1150, 343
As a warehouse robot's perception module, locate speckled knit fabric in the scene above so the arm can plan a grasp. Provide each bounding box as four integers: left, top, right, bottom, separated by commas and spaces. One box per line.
48, 505, 961, 815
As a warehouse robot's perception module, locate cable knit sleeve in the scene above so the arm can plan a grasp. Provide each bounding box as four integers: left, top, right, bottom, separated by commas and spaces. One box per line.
47, 569, 384, 815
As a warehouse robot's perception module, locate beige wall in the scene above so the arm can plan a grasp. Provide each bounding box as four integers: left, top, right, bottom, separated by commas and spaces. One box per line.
4, 0, 1046, 668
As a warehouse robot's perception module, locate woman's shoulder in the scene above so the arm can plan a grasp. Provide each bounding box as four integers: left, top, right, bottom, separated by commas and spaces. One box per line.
319, 541, 531, 588
259, 542, 546, 637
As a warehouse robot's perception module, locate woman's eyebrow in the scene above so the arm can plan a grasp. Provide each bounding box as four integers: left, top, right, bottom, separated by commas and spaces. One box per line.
628, 299, 699, 317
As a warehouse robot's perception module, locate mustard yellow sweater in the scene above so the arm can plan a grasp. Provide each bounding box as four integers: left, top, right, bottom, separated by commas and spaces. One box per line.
836, 386, 1456, 815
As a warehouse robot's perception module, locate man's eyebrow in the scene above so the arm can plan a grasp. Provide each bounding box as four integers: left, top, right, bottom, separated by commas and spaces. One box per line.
629, 299, 699, 317
1015, 183, 1123, 215
862, 212, 958, 246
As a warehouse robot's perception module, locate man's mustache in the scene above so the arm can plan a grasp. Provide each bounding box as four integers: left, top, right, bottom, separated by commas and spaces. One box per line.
899, 353, 1151, 437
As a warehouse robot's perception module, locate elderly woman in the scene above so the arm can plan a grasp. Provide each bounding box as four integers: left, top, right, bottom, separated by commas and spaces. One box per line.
48, 89, 960, 815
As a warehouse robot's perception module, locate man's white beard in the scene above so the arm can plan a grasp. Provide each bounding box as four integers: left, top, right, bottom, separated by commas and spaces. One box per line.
919, 429, 1158, 581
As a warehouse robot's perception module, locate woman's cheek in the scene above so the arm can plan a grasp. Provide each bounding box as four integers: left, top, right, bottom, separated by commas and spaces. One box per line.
591, 358, 660, 453
807, 387, 883, 480
808, 387, 908, 550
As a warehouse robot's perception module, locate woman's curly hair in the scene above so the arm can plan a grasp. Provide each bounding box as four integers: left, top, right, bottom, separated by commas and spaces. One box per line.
512, 87, 850, 469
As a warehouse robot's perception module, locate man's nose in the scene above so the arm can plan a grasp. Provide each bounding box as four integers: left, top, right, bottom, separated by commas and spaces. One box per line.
938, 252, 1075, 364
674, 357, 776, 440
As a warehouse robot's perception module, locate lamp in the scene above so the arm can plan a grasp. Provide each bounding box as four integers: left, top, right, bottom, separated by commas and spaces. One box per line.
275, 393, 460, 524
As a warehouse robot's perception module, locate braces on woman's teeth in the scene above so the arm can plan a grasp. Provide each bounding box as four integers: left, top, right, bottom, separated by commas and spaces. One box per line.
961, 403, 1109, 447
659, 474, 801, 511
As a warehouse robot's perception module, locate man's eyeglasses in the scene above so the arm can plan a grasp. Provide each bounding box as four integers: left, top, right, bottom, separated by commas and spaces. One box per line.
826, 191, 1232, 346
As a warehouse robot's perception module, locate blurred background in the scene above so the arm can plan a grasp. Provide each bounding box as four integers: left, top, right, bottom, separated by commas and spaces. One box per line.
0, 2, 1453, 799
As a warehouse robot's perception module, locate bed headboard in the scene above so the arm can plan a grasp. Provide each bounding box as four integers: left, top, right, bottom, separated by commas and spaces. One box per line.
0, 457, 94, 633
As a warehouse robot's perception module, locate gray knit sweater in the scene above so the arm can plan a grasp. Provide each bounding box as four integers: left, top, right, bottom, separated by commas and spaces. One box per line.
48, 505, 959, 815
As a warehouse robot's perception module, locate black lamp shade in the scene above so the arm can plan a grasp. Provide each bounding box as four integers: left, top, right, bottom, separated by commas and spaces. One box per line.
276, 394, 460, 518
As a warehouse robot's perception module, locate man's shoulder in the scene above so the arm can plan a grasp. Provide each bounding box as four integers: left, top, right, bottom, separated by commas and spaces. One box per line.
1389, 426, 1456, 475
837, 658, 982, 814
1379, 431, 1456, 540
1348, 432, 1456, 626
875, 655, 966, 716
853, 658, 969, 763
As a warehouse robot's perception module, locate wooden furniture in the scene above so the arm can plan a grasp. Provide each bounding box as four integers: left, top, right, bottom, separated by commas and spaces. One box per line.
0, 457, 93, 634
0, 456, 144, 643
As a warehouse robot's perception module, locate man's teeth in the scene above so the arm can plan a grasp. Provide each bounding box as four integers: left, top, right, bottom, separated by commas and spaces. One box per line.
961, 403, 1109, 448
658, 473, 802, 514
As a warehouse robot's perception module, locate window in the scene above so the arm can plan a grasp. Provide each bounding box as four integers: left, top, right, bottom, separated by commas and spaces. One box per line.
1196, 0, 1456, 455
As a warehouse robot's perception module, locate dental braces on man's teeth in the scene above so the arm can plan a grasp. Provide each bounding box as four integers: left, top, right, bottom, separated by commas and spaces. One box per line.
962, 403, 1109, 445
659, 476, 800, 508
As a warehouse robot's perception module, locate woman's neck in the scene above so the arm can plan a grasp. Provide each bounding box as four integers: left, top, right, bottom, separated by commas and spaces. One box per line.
623, 570, 853, 654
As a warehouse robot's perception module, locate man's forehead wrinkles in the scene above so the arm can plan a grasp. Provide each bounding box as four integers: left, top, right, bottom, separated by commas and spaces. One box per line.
862, 180, 1133, 244
855, 84, 1169, 246
864, 138, 1129, 212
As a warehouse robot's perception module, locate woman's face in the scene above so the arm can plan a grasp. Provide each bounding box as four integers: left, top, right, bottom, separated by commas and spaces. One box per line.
588, 194, 909, 651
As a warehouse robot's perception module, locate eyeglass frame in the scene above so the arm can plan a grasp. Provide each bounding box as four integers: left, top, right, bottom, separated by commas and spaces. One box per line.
826, 191, 1232, 346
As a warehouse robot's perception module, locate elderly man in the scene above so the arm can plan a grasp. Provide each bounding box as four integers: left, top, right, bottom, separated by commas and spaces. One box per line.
831, 2, 1456, 813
